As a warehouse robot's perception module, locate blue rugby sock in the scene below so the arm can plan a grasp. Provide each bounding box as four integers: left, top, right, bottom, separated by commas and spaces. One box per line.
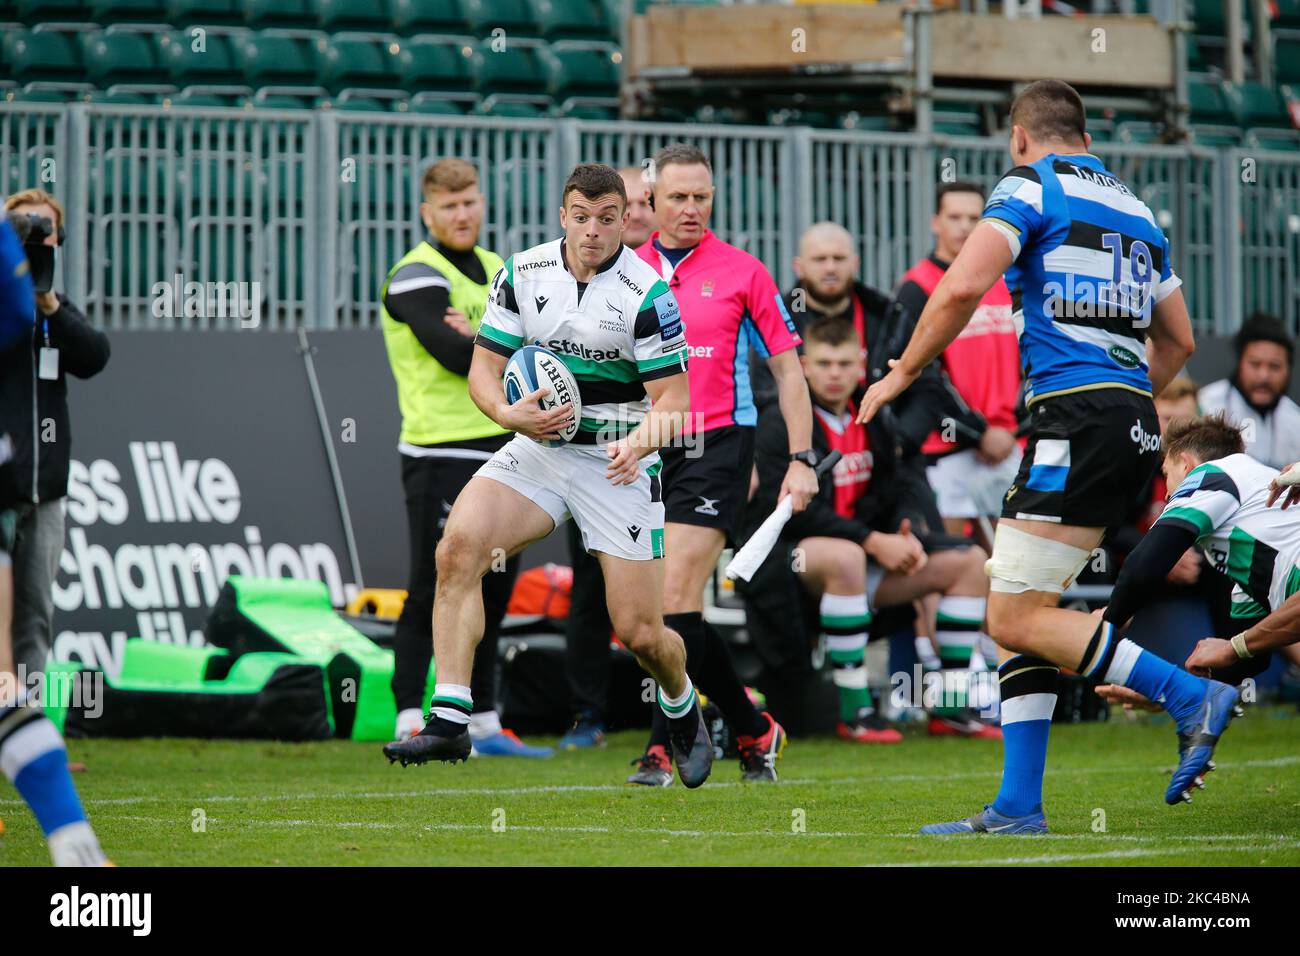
1080, 624, 1206, 726
0, 705, 87, 836
992, 656, 1059, 818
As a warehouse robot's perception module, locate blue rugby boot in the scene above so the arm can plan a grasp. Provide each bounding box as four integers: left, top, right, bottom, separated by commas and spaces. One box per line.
920, 804, 1049, 835
1167, 680, 1243, 805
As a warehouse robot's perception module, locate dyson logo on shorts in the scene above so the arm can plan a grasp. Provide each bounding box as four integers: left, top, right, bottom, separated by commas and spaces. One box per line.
1130, 419, 1161, 453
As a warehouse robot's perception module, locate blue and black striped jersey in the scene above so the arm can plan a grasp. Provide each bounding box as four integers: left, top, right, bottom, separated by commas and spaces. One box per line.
981, 153, 1181, 406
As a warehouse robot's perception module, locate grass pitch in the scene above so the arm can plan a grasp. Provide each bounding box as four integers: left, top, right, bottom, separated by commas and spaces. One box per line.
2, 707, 1298, 866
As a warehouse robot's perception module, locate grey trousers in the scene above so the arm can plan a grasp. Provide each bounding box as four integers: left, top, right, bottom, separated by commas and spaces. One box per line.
10, 499, 63, 684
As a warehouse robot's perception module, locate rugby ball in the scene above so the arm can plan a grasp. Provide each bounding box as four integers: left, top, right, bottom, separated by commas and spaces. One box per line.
503, 345, 582, 447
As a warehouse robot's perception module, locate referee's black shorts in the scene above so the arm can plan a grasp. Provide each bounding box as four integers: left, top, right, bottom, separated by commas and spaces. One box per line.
660, 424, 755, 545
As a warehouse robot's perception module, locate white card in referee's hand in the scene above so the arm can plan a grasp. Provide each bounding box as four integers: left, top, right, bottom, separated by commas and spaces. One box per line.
725, 495, 794, 582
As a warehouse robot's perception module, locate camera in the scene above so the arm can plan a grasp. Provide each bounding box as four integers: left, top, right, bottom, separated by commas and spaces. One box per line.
4, 211, 56, 294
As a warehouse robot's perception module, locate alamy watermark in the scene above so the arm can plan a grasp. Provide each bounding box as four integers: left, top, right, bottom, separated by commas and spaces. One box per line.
150, 274, 262, 328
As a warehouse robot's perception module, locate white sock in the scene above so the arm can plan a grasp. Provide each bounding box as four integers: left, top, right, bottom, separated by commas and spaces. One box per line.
468, 710, 503, 740
657, 678, 696, 720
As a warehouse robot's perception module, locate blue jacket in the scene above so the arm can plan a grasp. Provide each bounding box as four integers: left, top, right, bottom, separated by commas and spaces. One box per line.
0, 219, 35, 352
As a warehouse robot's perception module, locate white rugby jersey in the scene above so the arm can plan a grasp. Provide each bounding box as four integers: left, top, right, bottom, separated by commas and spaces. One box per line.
1197, 378, 1300, 471
1155, 452, 1300, 613
476, 238, 689, 442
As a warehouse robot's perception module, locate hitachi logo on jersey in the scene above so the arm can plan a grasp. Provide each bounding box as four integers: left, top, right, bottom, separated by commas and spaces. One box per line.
1068, 164, 1135, 198
617, 270, 644, 297
517, 258, 558, 272
546, 338, 621, 362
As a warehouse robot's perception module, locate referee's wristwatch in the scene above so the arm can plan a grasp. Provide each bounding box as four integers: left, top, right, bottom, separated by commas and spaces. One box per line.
789, 450, 818, 468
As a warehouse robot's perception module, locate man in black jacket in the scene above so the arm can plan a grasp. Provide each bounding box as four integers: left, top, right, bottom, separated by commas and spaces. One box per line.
1, 189, 110, 686
753, 221, 948, 534
741, 316, 994, 741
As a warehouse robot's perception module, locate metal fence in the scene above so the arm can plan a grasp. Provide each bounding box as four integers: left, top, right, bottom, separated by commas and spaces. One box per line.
1, 102, 1292, 337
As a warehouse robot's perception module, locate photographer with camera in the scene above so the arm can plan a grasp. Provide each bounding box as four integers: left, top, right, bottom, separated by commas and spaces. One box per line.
1, 188, 110, 688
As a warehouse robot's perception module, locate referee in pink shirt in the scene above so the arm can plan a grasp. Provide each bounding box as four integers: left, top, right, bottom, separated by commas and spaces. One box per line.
624, 144, 817, 785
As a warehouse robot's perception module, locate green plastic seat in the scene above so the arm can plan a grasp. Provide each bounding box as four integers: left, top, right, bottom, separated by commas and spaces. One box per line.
235, 31, 322, 87
1191, 0, 1225, 34
1117, 120, 1160, 144
934, 120, 982, 137
462, 0, 540, 37
535, 0, 614, 41
1277, 38, 1300, 86
3, 86, 82, 102
1187, 72, 1233, 126
407, 94, 469, 115
1245, 128, 1300, 151
15, 0, 92, 23
250, 90, 324, 109
166, 0, 242, 26
160, 29, 244, 86
398, 35, 474, 94
244, 0, 315, 29
318, 0, 390, 33
80, 30, 166, 87
171, 87, 247, 107
82, 87, 159, 104
333, 95, 397, 112
3, 29, 82, 84
391, 0, 467, 32
1231, 80, 1291, 129
547, 43, 617, 99
320, 36, 402, 95
559, 101, 617, 120
1189, 124, 1241, 147
89, 0, 167, 22
475, 96, 549, 117
471, 39, 548, 96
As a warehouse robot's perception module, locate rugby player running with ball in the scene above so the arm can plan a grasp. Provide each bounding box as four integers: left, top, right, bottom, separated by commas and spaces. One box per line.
383, 164, 714, 787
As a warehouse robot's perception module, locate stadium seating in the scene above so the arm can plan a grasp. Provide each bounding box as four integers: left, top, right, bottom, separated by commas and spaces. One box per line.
390, 0, 470, 35
1232, 80, 1292, 129
0, 0, 1291, 143
166, 0, 243, 26
319, 34, 404, 105
535, 0, 614, 41
89, 0, 168, 23
14, 0, 93, 22
462, 0, 541, 38
317, 0, 389, 34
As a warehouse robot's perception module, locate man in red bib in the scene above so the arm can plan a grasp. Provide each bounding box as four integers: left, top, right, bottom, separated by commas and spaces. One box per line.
894, 182, 1022, 549
746, 317, 996, 742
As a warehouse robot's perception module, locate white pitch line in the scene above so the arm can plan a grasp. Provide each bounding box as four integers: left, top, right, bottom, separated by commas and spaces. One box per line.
890, 842, 1300, 866
75, 814, 1300, 851
2, 755, 1295, 810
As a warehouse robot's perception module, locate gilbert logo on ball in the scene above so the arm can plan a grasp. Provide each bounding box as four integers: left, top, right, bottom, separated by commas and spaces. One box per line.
503, 345, 582, 447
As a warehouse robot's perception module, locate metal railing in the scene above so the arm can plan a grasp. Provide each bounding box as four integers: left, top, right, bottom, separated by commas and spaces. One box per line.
1, 102, 1286, 336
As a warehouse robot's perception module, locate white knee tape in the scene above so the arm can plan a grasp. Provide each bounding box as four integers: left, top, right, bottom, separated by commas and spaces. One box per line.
984, 523, 1093, 594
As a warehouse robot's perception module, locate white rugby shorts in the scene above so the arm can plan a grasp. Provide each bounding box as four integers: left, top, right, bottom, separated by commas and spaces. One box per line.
476, 435, 665, 561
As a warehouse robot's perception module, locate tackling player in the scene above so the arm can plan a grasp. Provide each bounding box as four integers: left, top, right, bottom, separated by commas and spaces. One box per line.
626, 144, 817, 785
382, 164, 714, 787
860, 80, 1237, 831
1097, 418, 1300, 710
